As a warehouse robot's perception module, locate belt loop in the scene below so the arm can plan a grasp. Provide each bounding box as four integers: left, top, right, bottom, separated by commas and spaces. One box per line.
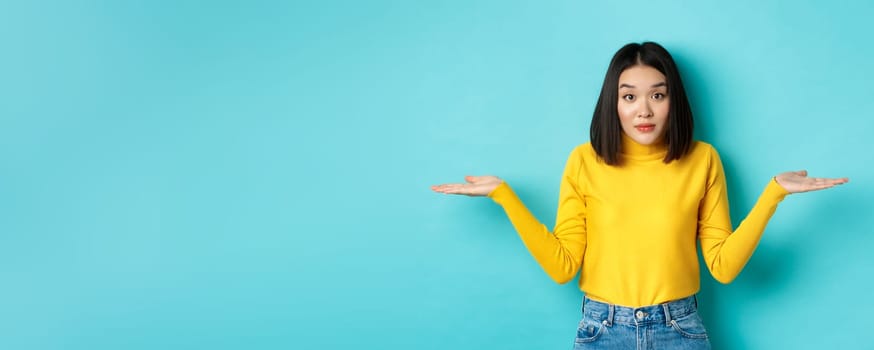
662, 302, 672, 326
607, 303, 615, 326
693, 294, 699, 309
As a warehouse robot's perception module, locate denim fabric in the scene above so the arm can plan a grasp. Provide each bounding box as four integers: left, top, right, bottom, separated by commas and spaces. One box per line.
572, 295, 711, 350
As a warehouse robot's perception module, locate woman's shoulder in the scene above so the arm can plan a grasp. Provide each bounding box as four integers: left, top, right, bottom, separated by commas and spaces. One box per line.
570, 142, 597, 159
575, 142, 595, 152
688, 140, 718, 156
684, 140, 724, 167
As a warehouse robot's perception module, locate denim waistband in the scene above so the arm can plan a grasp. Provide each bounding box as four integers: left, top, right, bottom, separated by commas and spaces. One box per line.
582, 295, 699, 326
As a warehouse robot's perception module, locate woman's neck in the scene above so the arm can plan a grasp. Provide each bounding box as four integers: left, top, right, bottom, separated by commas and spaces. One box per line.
620, 133, 668, 161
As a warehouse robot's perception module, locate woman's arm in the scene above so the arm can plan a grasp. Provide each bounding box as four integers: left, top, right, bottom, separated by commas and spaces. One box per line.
432, 148, 588, 284
697, 147, 848, 284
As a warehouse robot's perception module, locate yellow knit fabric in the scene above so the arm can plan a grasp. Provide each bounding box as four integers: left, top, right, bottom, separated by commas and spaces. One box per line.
487, 134, 789, 307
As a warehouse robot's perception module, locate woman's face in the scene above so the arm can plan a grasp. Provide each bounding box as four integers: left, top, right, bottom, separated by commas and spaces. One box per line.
617, 65, 670, 145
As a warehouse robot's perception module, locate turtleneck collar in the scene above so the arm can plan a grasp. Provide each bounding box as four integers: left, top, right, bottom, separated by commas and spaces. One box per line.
620, 132, 668, 161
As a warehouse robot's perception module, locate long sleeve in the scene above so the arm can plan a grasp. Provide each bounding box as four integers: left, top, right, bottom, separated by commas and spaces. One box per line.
487, 148, 588, 284
697, 148, 790, 284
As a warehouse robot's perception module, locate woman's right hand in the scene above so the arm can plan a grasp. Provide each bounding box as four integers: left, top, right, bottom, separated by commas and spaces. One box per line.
431, 175, 503, 197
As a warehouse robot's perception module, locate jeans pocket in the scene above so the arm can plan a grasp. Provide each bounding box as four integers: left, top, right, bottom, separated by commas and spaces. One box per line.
574, 315, 606, 343
669, 312, 709, 339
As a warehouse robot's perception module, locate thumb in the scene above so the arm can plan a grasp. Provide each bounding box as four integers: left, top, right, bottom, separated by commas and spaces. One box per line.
795, 170, 808, 177
464, 175, 479, 184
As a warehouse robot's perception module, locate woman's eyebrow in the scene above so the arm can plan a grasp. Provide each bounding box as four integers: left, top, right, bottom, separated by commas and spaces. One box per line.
619, 82, 667, 89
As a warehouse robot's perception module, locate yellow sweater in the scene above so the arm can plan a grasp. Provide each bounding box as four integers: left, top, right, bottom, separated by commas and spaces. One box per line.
487, 134, 789, 307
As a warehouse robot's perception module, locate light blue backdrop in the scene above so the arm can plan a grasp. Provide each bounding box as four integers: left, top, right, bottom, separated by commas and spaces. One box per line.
1, 1, 871, 349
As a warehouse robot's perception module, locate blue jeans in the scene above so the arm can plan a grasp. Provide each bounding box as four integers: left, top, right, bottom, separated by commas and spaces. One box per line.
573, 295, 711, 350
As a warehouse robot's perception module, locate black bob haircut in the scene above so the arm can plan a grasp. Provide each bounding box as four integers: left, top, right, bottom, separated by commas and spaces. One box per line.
590, 42, 694, 165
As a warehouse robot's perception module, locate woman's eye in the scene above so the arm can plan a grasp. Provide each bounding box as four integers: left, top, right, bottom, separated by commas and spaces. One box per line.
623, 94, 635, 101
652, 93, 665, 100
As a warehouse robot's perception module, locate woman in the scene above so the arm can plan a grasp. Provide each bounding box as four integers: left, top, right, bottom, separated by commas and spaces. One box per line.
430, 42, 848, 349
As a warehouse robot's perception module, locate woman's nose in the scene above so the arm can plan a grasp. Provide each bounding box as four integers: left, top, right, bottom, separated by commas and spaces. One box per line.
638, 104, 654, 118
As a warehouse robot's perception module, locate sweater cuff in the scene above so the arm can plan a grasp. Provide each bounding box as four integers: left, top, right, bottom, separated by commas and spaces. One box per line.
487, 181, 514, 204
764, 177, 791, 202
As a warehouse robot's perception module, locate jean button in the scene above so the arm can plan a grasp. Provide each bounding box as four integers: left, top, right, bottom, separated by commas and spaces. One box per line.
635, 311, 645, 319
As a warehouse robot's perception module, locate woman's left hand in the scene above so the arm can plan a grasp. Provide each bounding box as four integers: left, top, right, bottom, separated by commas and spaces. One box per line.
774, 170, 849, 194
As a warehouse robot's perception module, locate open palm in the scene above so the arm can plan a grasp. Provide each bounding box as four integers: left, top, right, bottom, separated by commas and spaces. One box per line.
775, 170, 849, 193
431, 175, 503, 197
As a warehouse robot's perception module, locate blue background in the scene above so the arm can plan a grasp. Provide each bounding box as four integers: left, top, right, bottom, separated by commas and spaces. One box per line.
1, 1, 871, 349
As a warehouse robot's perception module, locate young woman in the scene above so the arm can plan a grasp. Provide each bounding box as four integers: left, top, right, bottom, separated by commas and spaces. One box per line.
430, 42, 848, 349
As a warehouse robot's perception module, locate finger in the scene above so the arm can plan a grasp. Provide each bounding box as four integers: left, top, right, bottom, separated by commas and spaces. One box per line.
443, 184, 465, 191
431, 184, 462, 192
434, 185, 459, 194
795, 170, 808, 177
439, 184, 473, 194
829, 177, 850, 184
825, 178, 849, 185
802, 181, 846, 192
465, 175, 490, 184
811, 183, 840, 191
811, 178, 849, 185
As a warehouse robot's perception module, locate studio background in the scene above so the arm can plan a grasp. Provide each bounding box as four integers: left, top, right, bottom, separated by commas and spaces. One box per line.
1, 1, 871, 349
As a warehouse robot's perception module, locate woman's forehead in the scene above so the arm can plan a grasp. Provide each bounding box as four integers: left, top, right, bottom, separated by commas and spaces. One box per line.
618, 65, 666, 87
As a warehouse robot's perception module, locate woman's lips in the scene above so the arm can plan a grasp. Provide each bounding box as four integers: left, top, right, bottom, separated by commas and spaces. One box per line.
635, 124, 655, 132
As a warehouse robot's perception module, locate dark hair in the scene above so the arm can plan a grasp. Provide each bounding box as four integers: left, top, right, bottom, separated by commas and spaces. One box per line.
590, 42, 694, 165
